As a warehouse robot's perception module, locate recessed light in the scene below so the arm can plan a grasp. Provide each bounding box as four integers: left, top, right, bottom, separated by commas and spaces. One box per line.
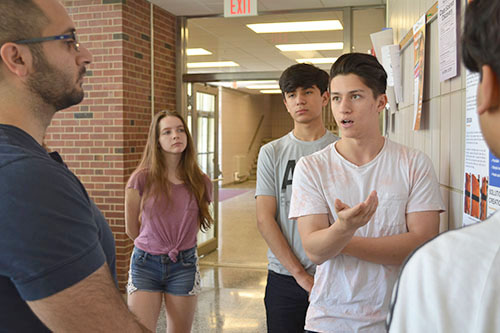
246, 84, 280, 89
260, 90, 282, 94
187, 61, 239, 68
187, 48, 212, 56
276, 42, 344, 52
247, 20, 343, 33
236, 80, 277, 85
296, 57, 338, 64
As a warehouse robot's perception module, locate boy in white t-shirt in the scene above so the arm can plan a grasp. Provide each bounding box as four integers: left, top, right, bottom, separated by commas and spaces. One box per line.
288, 53, 445, 332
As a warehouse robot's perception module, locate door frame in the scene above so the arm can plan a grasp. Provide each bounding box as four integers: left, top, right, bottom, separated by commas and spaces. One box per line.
191, 83, 220, 256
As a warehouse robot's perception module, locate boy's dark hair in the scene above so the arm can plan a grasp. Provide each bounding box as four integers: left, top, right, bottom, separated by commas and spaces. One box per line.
279, 63, 329, 98
329, 53, 387, 97
462, 0, 500, 78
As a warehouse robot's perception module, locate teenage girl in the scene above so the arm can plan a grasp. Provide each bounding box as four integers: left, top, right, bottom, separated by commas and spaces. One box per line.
125, 110, 213, 332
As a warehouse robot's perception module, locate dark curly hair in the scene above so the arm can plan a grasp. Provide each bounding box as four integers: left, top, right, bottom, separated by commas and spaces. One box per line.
279, 63, 329, 98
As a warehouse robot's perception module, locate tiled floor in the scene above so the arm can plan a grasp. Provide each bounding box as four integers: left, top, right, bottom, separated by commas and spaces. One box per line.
157, 180, 269, 332
190, 266, 267, 332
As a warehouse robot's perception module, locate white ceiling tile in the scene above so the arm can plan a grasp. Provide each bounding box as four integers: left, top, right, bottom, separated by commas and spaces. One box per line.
153, 0, 386, 91
151, 0, 384, 16
320, 0, 385, 7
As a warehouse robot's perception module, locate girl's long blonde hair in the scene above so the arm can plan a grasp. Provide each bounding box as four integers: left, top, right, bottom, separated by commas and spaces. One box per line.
132, 110, 213, 231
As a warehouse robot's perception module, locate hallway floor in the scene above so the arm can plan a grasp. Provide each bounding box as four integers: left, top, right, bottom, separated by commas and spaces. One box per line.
157, 180, 269, 332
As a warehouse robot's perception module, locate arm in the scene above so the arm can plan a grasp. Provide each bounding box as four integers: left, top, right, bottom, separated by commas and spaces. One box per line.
256, 195, 313, 292
125, 188, 141, 240
341, 210, 440, 265
28, 264, 150, 332
297, 191, 379, 265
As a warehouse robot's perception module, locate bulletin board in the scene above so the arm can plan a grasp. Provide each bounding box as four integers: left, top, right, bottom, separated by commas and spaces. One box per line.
394, 1, 500, 226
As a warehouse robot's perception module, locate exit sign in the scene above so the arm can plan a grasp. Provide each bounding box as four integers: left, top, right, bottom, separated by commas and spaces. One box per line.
224, 0, 257, 17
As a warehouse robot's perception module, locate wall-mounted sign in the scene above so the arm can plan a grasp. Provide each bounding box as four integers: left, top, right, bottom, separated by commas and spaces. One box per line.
224, 0, 257, 17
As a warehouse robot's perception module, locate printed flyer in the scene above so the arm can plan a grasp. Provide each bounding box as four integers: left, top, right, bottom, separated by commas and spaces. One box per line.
438, 0, 458, 82
463, 70, 500, 225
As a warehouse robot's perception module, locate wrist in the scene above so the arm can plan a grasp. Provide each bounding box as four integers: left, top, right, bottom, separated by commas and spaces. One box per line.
290, 267, 307, 277
332, 218, 357, 236
340, 239, 353, 255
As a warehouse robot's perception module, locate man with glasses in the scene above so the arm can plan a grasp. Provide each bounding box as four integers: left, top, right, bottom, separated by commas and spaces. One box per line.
0, 0, 149, 331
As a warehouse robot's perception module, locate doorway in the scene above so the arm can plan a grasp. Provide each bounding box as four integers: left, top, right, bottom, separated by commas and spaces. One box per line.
188, 83, 220, 256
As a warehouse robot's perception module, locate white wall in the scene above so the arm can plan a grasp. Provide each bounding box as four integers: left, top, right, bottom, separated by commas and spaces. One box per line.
387, 0, 466, 231
219, 88, 272, 185
270, 95, 294, 139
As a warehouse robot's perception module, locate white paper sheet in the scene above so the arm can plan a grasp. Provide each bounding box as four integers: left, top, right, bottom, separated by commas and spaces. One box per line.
438, 0, 458, 81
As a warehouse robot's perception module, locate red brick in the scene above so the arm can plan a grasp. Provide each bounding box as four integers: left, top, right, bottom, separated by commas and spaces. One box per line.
52, 0, 176, 293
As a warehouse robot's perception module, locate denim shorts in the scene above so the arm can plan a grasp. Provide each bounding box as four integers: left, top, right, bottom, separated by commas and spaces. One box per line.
127, 246, 201, 296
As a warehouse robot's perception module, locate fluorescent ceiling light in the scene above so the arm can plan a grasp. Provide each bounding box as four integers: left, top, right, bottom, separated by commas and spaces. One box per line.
296, 57, 338, 64
207, 80, 279, 89
276, 42, 344, 52
187, 61, 239, 68
260, 89, 282, 94
247, 84, 280, 89
236, 80, 277, 85
247, 20, 342, 33
187, 48, 212, 56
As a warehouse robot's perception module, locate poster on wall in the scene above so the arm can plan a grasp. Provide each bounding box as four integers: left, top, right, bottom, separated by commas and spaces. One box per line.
412, 15, 426, 131
438, 0, 458, 81
462, 70, 500, 226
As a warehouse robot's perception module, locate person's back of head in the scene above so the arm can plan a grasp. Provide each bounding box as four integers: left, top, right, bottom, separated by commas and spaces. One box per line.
462, 0, 500, 79
329, 53, 387, 98
279, 63, 329, 98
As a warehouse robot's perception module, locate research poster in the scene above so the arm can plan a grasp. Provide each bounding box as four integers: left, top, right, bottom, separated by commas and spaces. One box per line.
412, 15, 426, 131
463, 70, 500, 226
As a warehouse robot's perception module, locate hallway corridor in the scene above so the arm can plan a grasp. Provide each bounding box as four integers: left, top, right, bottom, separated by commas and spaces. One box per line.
157, 181, 270, 332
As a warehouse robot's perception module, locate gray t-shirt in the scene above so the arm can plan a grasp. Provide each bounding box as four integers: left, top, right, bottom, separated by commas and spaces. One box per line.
255, 130, 338, 275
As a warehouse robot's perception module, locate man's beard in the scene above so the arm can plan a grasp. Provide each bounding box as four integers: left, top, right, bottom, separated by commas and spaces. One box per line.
27, 51, 85, 111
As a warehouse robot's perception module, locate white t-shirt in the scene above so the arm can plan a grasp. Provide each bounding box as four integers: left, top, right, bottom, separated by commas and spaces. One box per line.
387, 212, 500, 332
289, 138, 445, 332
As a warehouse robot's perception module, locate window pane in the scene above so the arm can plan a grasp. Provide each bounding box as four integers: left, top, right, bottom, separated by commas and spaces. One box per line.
207, 153, 214, 178
197, 117, 207, 153
208, 117, 215, 152
196, 92, 215, 113
197, 153, 208, 174
187, 114, 192, 134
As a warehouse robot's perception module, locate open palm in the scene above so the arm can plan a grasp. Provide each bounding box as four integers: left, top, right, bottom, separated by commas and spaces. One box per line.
335, 191, 378, 231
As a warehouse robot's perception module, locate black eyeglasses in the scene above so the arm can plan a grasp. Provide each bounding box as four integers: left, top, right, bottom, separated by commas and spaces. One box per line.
13, 30, 80, 52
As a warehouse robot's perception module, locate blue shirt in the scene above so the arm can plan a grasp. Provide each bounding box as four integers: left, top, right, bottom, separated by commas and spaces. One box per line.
0, 124, 116, 332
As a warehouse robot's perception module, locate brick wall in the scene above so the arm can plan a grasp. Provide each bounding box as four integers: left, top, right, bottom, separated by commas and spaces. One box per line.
45, 0, 176, 292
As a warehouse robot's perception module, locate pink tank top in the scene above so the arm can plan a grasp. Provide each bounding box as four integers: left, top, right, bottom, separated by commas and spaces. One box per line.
127, 169, 212, 262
